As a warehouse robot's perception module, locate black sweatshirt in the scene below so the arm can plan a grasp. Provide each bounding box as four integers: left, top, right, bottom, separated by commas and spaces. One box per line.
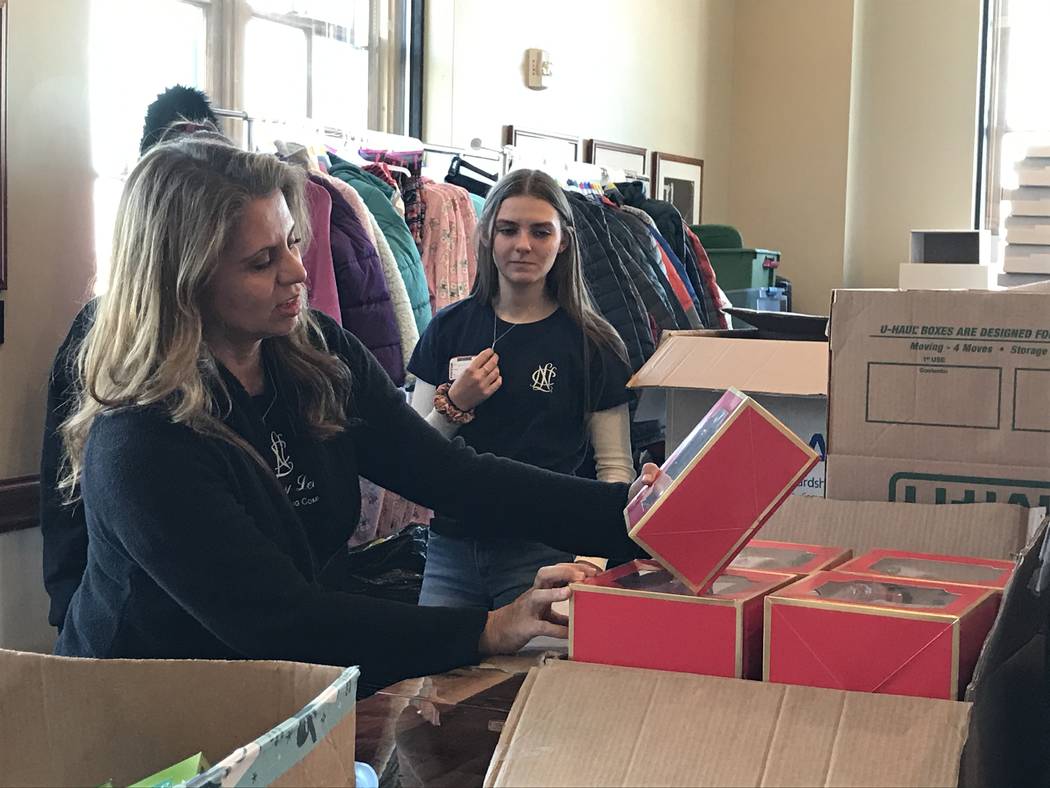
53, 311, 640, 688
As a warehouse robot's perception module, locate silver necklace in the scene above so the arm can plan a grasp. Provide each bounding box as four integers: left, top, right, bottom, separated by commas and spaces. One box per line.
259, 366, 278, 421
492, 312, 518, 348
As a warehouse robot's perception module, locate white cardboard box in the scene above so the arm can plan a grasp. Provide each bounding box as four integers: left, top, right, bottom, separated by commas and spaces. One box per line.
899, 263, 997, 290
629, 333, 828, 497
1015, 157, 1050, 188
1004, 243, 1050, 274
1005, 215, 1050, 246
1005, 186, 1050, 217
910, 229, 990, 264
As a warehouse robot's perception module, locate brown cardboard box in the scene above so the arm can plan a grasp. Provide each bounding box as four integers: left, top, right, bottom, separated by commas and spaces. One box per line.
629, 334, 828, 497
826, 287, 1050, 508
485, 660, 971, 787
0, 651, 358, 787
484, 497, 1042, 787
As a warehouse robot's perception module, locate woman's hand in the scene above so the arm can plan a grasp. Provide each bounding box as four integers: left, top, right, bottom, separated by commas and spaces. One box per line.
448, 348, 502, 411
477, 562, 599, 656
628, 462, 661, 500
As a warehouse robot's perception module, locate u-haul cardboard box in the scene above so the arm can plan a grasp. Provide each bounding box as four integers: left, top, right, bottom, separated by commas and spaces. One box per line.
827, 287, 1050, 509
485, 496, 1045, 787
0, 652, 358, 787
629, 334, 829, 497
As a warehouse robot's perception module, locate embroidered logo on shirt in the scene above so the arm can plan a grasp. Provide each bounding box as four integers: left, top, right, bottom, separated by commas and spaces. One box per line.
270, 431, 294, 478
531, 363, 558, 393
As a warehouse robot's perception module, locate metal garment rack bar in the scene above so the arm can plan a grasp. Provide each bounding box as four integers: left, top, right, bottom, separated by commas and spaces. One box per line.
210, 107, 511, 177
211, 107, 254, 151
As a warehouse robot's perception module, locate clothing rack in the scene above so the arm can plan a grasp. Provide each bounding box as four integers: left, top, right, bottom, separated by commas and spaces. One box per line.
211, 107, 254, 151
212, 105, 502, 170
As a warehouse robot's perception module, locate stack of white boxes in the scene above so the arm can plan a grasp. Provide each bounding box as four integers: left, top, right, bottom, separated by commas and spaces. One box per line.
1003, 145, 1050, 279
899, 229, 994, 289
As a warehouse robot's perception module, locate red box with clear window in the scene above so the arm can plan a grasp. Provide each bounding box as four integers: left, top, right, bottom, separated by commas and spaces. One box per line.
836, 549, 1014, 591
571, 560, 795, 679
624, 389, 820, 594
764, 569, 1001, 700
729, 539, 852, 576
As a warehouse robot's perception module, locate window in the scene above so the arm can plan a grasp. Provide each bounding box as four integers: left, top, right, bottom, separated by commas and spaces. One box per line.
88, 0, 411, 290
979, 0, 1050, 236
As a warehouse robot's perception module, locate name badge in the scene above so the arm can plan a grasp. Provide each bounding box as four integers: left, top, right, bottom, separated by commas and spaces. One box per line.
448, 355, 475, 381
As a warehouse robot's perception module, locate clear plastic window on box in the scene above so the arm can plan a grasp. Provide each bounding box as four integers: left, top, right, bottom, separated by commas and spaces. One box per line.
812, 579, 959, 609
613, 567, 757, 597
732, 546, 818, 571
868, 556, 1005, 584
632, 389, 746, 520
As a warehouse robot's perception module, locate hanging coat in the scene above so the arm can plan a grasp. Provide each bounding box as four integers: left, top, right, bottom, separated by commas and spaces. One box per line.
312, 176, 404, 384
567, 192, 654, 373
623, 205, 702, 311
618, 181, 710, 326
684, 224, 730, 329
301, 180, 343, 326
601, 203, 687, 332
421, 183, 478, 311
328, 154, 432, 334
320, 174, 419, 369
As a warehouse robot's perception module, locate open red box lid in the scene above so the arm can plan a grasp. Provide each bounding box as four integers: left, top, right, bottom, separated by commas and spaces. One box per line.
837, 548, 1015, 590
624, 389, 820, 593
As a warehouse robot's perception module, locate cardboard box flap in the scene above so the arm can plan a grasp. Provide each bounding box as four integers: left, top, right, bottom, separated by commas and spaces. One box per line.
628, 335, 828, 397
959, 516, 1050, 787
760, 496, 1029, 560
485, 660, 970, 787
0, 652, 356, 787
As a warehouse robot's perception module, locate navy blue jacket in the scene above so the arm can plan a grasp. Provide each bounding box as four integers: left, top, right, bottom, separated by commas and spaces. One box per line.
52, 312, 638, 687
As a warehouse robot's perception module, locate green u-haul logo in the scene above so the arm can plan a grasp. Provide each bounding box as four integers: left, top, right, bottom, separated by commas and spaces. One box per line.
889, 472, 1050, 509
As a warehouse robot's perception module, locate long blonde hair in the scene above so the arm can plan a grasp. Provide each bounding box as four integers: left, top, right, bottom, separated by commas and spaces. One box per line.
59, 137, 351, 497
473, 169, 628, 365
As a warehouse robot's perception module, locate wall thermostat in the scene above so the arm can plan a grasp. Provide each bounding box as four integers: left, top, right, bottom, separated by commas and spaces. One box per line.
526, 49, 552, 90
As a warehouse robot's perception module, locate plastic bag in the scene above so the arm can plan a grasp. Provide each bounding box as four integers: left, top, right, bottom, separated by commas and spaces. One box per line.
323, 525, 428, 605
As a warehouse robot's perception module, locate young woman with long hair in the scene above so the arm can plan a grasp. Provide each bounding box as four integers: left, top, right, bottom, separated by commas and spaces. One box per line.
54, 138, 655, 688
409, 169, 637, 608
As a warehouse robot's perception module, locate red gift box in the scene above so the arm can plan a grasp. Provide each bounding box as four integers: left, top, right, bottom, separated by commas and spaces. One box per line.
836, 548, 1015, 591
730, 539, 852, 576
571, 560, 795, 679
764, 570, 1000, 700
625, 389, 820, 593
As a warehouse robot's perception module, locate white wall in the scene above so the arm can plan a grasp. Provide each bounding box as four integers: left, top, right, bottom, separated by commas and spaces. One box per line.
844, 0, 982, 289
424, 0, 737, 223
0, 0, 94, 652
727, 0, 855, 316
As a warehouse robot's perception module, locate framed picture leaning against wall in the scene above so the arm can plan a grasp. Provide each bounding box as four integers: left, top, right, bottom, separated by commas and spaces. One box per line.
651, 152, 704, 225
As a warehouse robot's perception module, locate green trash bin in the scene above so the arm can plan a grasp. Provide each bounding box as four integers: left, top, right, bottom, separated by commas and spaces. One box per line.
706, 248, 780, 291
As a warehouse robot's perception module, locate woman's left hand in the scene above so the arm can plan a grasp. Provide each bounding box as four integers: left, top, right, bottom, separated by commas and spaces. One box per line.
628, 462, 661, 500
477, 562, 599, 656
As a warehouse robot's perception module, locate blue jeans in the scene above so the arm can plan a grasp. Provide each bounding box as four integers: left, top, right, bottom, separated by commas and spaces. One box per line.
420, 531, 574, 609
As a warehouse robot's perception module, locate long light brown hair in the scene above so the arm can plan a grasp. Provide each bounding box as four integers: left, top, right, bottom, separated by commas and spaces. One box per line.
59, 137, 351, 497
472, 169, 628, 368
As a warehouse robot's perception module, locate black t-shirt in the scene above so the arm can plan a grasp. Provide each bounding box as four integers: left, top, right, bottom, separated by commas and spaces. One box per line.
408, 297, 632, 477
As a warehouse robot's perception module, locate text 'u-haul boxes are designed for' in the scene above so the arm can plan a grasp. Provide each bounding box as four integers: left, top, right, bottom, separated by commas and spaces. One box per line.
826, 286, 1050, 509
764, 569, 1000, 700
571, 560, 795, 679
837, 548, 1015, 591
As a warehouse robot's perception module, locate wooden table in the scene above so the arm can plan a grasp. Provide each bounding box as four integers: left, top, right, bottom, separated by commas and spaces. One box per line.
355, 653, 552, 787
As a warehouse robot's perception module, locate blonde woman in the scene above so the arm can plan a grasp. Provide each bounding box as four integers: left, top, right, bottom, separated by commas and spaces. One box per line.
410, 169, 636, 608
54, 138, 653, 688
